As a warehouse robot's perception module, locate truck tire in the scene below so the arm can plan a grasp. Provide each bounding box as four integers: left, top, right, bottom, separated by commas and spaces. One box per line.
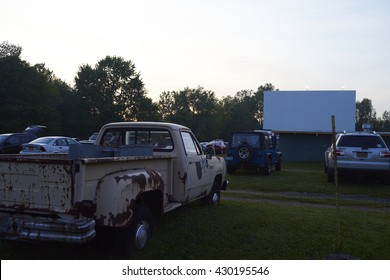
202, 181, 221, 205
116, 206, 154, 259
237, 144, 253, 162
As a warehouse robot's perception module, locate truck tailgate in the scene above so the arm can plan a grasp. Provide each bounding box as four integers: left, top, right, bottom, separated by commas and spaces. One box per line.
0, 156, 74, 214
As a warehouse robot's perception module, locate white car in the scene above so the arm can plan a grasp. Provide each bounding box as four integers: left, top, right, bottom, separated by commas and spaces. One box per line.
20, 136, 80, 154
325, 131, 390, 183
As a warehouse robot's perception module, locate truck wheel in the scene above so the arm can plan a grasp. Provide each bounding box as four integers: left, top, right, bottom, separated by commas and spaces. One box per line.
202, 181, 220, 205
237, 144, 253, 162
117, 207, 154, 259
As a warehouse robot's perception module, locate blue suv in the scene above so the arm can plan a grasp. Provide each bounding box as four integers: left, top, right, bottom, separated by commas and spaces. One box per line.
225, 130, 282, 175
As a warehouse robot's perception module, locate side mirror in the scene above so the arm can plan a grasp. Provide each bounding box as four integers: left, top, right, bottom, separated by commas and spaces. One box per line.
205, 146, 215, 159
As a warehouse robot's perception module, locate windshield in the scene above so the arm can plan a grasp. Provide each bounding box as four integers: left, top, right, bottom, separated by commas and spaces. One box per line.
230, 133, 262, 148
337, 135, 386, 148
30, 137, 54, 144
0, 135, 10, 142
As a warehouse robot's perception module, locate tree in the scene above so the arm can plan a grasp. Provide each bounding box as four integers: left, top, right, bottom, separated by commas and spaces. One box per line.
158, 86, 218, 140
0, 41, 22, 58
0, 56, 62, 133
356, 98, 376, 130
254, 83, 275, 125
219, 83, 276, 136
75, 56, 158, 132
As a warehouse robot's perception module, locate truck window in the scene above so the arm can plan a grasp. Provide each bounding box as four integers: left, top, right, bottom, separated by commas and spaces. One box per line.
102, 128, 173, 152
181, 131, 202, 155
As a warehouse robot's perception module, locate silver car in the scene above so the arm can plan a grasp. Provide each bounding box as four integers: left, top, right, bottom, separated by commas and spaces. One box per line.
20, 136, 80, 154
325, 132, 390, 183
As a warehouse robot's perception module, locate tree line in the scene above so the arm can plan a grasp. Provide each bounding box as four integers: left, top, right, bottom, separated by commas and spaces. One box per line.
1, 41, 389, 142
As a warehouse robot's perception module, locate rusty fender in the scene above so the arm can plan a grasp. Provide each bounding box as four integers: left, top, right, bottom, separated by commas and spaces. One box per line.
93, 169, 164, 227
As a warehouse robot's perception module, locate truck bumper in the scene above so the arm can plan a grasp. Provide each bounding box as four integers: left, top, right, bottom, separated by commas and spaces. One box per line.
0, 213, 96, 243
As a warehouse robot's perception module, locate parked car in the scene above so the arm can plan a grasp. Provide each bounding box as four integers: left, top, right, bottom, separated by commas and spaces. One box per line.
20, 136, 81, 154
0, 125, 46, 154
325, 131, 390, 183
79, 132, 99, 145
206, 139, 227, 154
0, 133, 38, 154
225, 130, 282, 175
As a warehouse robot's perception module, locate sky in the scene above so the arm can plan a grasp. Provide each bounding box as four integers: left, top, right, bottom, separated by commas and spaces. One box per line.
2, 0, 390, 116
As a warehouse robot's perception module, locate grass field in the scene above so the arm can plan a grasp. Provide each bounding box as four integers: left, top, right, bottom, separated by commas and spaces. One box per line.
1, 162, 389, 260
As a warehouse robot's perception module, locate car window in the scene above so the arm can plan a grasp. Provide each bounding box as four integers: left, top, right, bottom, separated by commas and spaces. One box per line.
101, 128, 174, 152
32, 137, 53, 144
181, 131, 202, 155
338, 135, 386, 148
21, 135, 34, 143
67, 138, 79, 145
0, 135, 9, 143
7, 135, 19, 145
55, 138, 68, 146
231, 133, 262, 148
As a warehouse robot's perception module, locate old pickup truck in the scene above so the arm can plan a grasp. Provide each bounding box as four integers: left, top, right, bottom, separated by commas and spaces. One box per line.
0, 122, 227, 258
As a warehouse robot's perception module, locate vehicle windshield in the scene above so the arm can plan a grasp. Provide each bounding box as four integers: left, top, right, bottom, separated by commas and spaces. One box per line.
0, 135, 10, 142
230, 133, 262, 148
30, 137, 54, 144
337, 135, 386, 148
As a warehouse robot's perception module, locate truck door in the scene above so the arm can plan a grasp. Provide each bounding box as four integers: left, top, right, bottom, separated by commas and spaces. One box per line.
181, 131, 214, 201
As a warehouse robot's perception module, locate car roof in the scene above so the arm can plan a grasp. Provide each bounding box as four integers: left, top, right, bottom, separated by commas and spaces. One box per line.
100, 122, 190, 131
339, 132, 381, 137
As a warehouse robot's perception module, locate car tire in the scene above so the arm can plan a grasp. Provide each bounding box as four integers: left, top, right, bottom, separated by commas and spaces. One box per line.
236, 144, 253, 162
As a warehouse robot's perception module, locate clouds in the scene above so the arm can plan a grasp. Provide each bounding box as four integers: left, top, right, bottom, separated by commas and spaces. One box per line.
1, 0, 389, 114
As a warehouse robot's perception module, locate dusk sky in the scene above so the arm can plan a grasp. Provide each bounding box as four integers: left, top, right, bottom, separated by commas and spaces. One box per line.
2, 0, 389, 115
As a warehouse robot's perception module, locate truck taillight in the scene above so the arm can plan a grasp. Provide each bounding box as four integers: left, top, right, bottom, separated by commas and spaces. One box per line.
335, 150, 345, 156
380, 151, 390, 158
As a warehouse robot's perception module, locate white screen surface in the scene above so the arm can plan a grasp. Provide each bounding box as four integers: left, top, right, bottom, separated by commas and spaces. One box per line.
263, 90, 356, 132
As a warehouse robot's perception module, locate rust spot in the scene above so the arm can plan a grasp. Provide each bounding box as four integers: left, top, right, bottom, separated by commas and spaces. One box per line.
75, 201, 97, 218
146, 170, 164, 191
114, 173, 147, 190
108, 205, 133, 227
178, 171, 187, 184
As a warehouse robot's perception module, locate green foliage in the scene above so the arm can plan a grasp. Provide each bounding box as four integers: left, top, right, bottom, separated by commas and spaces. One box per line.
74, 56, 157, 133
356, 98, 377, 130
159, 87, 218, 140
0, 56, 62, 133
